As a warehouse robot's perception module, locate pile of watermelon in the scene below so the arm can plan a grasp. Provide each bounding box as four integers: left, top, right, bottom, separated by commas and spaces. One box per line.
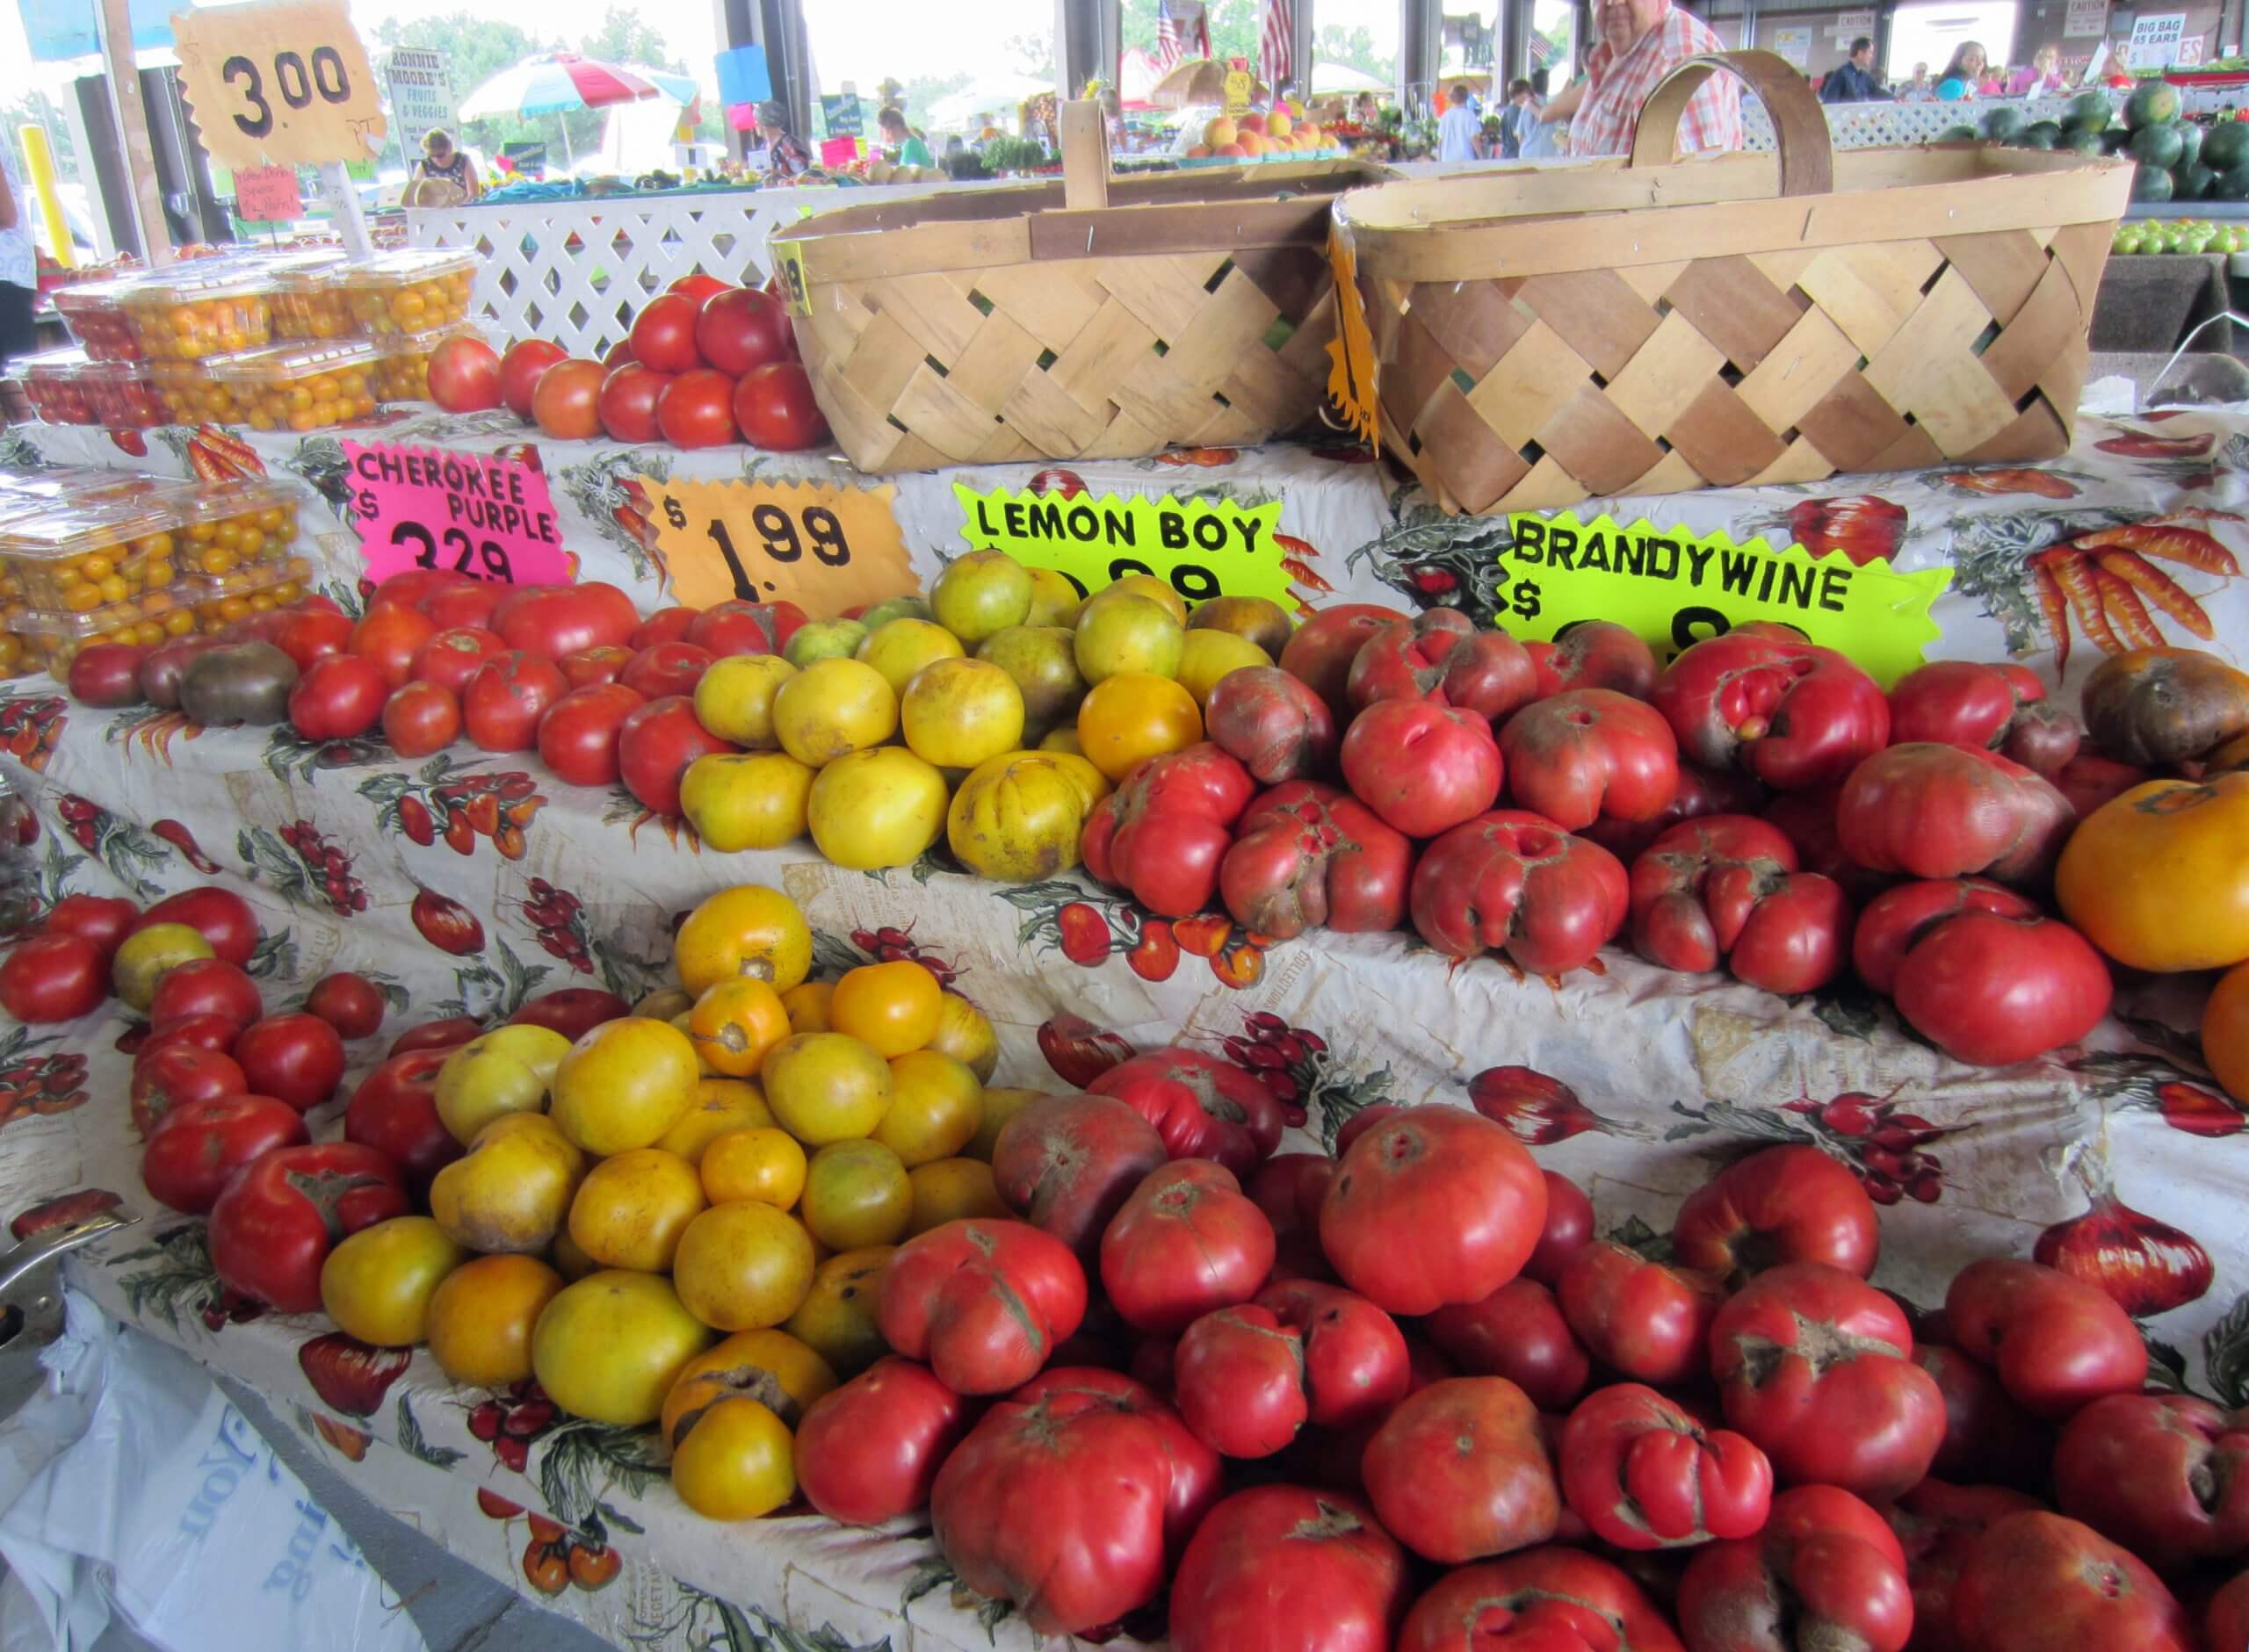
1942, 83, 2249, 202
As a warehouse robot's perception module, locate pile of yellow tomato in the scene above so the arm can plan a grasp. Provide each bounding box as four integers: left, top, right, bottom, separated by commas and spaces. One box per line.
676, 550, 1287, 878
313, 882, 1050, 1522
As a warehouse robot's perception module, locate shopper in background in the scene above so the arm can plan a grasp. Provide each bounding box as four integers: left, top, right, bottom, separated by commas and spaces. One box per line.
0, 143, 36, 364
1520, 69, 1562, 157
876, 106, 933, 167
757, 101, 814, 180
1436, 83, 1482, 161
1820, 37, 1893, 102
2007, 45, 2070, 95
1540, 0, 1740, 157
1898, 61, 1935, 99
413, 129, 481, 201
1936, 40, 1988, 97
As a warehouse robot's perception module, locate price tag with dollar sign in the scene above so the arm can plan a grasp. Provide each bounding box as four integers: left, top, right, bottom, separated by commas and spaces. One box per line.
639, 475, 916, 616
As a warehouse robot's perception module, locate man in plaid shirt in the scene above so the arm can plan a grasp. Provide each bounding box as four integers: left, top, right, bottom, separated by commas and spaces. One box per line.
1537, 0, 1740, 157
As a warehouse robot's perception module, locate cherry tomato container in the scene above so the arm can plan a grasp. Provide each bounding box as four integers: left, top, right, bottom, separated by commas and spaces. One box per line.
270, 253, 360, 342
9, 585, 209, 669
173, 481, 304, 579
192, 555, 316, 631
120, 263, 278, 363
149, 357, 248, 425
53, 277, 148, 362
208, 340, 382, 432
14, 348, 97, 425
0, 492, 199, 614
337, 249, 478, 336
372, 321, 481, 402
81, 359, 177, 429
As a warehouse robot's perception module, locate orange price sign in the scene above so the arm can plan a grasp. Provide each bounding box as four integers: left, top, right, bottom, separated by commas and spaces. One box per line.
639, 475, 916, 616
171, 0, 387, 170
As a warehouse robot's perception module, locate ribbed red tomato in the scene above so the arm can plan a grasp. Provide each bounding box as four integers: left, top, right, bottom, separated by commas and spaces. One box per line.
1170, 1486, 1410, 1652
794, 1356, 973, 1525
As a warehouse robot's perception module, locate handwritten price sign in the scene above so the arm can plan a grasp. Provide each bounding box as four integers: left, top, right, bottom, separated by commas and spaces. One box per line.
640, 475, 915, 615
171, 0, 387, 170
341, 441, 571, 586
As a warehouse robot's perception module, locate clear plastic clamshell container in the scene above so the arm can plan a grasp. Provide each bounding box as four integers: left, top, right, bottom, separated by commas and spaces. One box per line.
336, 249, 479, 335
207, 339, 383, 432
119, 263, 278, 362
171, 480, 306, 580
52, 276, 150, 362
14, 347, 97, 425
270, 251, 360, 343
372, 321, 481, 402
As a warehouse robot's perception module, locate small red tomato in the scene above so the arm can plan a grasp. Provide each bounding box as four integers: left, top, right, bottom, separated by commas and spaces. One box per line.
233, 1011, 348, 1112
409, 626, 508, 693
498, 339, 568, 421
148, 956, 262, 1035
669, 272, 733, 307
421, 581, 504, 631
629, 292, 705, 373
620, 641, 713, 700
463, 651, 570, 753
530, 358, 605, 441
9, 932, 115, 1021
597, 363, 676, 445
305, 972, 386, 1039
656, 368, 740, 449
536, 682, 647, 788
428, 335, 503, 413
617, 695, 735, 816
68, 642, 148, 707
288, 654, 389, 740
733, 360, 830, 451
349, 604, 437, 689
558, 644, 636, 688
129, 1042, 247, 1135
275, 609, 355, 674
382, 681, 461, 757
42, 893, 140, 961
142, 1093, 307, 1214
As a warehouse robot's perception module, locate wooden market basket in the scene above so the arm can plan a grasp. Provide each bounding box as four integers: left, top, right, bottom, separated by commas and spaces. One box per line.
1329, 52, 2135, 516
770, 104, 1390, 473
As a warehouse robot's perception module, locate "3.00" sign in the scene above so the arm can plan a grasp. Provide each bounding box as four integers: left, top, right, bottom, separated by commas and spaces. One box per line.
171, 0, 387, 170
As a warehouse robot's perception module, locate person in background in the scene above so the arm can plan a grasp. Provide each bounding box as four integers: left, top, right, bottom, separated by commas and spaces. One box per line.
1352, 91, 1379, 128
2007, 44, 2069, 95
1540, 0, 1740, 157
414, 129, 481, 201
876, 106, 933, 166
757, 100, 813, 180
0, 143, 33, 364
1520, 69, 1561, 157
1899, 61, 1934, 99
1937, 41, 1989, 97
1436, 83, 1482, 160
1501, 78, 1537, 157
1820, 37, 1893, 102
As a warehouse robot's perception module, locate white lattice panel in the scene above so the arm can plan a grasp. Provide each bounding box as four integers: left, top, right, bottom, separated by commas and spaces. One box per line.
1740, 90, 2109, 152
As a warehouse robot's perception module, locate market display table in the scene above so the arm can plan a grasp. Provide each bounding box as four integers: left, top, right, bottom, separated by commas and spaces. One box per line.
4, 408, 2249, 1649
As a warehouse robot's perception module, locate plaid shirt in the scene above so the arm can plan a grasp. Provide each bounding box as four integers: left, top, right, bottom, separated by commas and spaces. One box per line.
1569, 0, 1740, 158
764, 130, 814, 180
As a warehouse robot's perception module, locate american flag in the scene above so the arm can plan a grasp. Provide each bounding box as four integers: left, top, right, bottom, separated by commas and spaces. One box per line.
1261, 0, 1295, 88
1154, 0, 1186, 70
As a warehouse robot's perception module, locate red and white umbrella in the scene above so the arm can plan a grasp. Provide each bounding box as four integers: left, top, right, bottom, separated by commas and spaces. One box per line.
458, 53, 671, 119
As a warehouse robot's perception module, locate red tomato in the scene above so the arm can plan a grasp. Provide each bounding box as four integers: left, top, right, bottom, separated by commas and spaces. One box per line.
1341, 700, 1503, 839
1891, 658, 2078, 773
349, 603, 436, 689
506, 987, 630, 1042
497, 339, 568, 421
617, 694, 735, 816
1169, 1485, 1409, 1652
669, 272, 733, 307
147, 956, 262, 1035
1319, 1107, 1546, 1316
409, 626, 508, 693
1082, 744, 1258, 920
1206, 668, 1339, 784
2053, 1393, 2249, 1569
991, 1093, 1169, 1261
421, 581, 504, 630
1884, 892, 2112, 1068
128, 1044, 248, 1136
601, 339, 634, 370
41, 893, 139, 961
1173, 1304, 1308, 1457
1525, 1170, 1595, 1285
628, 292, 705, 373
1219, 782, 1412, 941
794, 1356, 974, 1525
463, 651, 571, 754
1396, 1547, 1674, 1652
492, 582, 638, 660
1557, 1240, 1722, 1386
381, 681, 461, 757
1280, 603, 1411, 724
1952, 1510, 2195, 1652
1559, 1381, 1774, 1549
1425, 1276, 1591, 1411
343, 1045, 464, 1193
733, 360, 829, 451
878, 1218, 1088, 1394
1499, 688, 1681, 828
1654, 632, 1891, 791
619, 640, 713, 700
1409, 811, 1631, 976
695, 286, 795, 376
387, 1016, 483, 1056
1347, 610, 1535, 717
1944, 1257, 2148, 1421
596, 363, 676, 444
1100, 1159, 1275, 1334
1884, 1479, 2044, 1642
2207, 1570, 2249, 1652
142, 1093, 306, 1214
132, 888, 257, 968
1628, 814, 1853, 995
207, 1142, 409, 1312
67, 642, 147, 706
931, 1367, 1214, 1634
305, 972, 386, 1040
1088, 1045, 1283, 1177
536, 682, 647, 788
530, 357, 605, 440
370, 569, 467, 613
136, 1014, 240, 1061
1363, 1376, 1559, 1563
683, 599, 806, 658
427, 335, 502, 412
656, 367, 741, 448
1677, 1485, 1913, 1652
629, 606, 697, 650
1671, 1142, 1880, 1284
288, 653, 387, 739
1837, 743, 2074, 885
233, 1012, 346, 1112
275, 608, 354, 674
558, 645, 634, 687
1255, 1278, 1410, 1430
1915, 1343, 2053, 1487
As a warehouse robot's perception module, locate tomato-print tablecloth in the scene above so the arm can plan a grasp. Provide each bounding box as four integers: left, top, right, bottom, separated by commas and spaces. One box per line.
3, 405, 2249, 1651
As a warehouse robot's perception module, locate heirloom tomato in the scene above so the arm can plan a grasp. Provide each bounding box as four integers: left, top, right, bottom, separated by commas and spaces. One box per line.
463, 651, 570, 753
1169, 1486, 1410, 1652
1949, 1511, 2195, 1652
1220, 781, 1414, 941
132, 887, 257, 968
1652, 631, 1889, 790
1100, 1159, 1275, 1334
1836, 743, 2074, 885
1080, 742, 1255, 917
1672, 1143, 1879, 1282
493, 581, 638, 660
876, 1217, 1087, 1393
207, 1141, 410, 1313
343, 1045, 466, 1194
1426, 1277, 1591, 1412
349, 602, 436, 689
1255, 1277, 1411, 1430
1675, 1485, 1913, 1652
288, 653, 387, 739
1557, 1241, 1722, 1386
2079, 646, 2249, 766
1340, 699, 1503, 839
2052, 1393, 2249, 1569
1396, 1547, 1681, 1652
1888, 658, 2078, 773
1277, 602, 1407, 722
142, 1093, 307, 1214
381, 681, 460, 757
1363, 1375, 1559, 1563
128, 1044, 248, 1136
535, 682, 645, 788
1558, 1382, 1773, 1549
1203, 665, 1338, 783
1498, 689, 1680, 829
1628, 815, 1850, 994
1943, 1257, 2147, 1420
2056, 771, 2249, 971
1173, 1303, 1307, 1457
794, 1355, 973, 1525
1088, 1047, 1284, 1178
1524, 619, 1659, 700
1410, 812, 1630, 976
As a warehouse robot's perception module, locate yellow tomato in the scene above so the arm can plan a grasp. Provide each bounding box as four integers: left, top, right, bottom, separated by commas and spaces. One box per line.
908, 1157, 1008, 1233
874, 1050, 982, 1166
806, 747, 949, 869
857, 617, 964, 697
532, 1271, 714, 1427
430, 1113, 586, 1254
700, 1127, 808, 1208
945, 749, 1108, 881
636, 985, 696, 1021
900, 658, 1025, 768
2206, 960, 2249, 1104
781, 980, 834, 1035
1176, 629, 1272, 706
967, 1086, 1053, 1162
672, 1200, 816, 1331
1040, 725, 1085, 755
568, 1148, 707, 1272
669, 1397, 796, 1519
800, 1139, 914, 1250
828, 960, 944, 1057
112, 923, 213, 1011
2056, 773, 2249, 971
1074, 591, 1184, 684
686, 977, 792, 1078
550, 1017, 700, 1155
674, 885, 813, 997
929, 548, 1035, 646
424, 1253, 563, 1387
1023, 566, 1082, 629
661, 1328, 837, 1447
434, 1025, 571, 1143
656, 1078, 776, 1164
773, 657, 898, 766
319, 1216, 465, 1346
550, 1225, 599, 1280
782, 1245, 894, 1376
927, 992, 999, 1082
1077, 672, 1202, 781
1108, 572, 1190, 625
693, 653, 797, 748
761, 1031, 893, 1143
680, 752, 815, 852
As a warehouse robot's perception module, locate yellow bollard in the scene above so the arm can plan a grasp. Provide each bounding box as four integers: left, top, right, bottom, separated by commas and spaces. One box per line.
18, 124, 73, 271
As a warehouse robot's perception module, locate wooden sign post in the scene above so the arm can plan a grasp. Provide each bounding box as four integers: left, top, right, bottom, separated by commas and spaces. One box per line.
99, 0, 174, 264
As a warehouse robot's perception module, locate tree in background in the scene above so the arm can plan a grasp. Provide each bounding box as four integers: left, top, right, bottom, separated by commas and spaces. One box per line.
0, 89, 79, 186
1119, 0, 1260, 62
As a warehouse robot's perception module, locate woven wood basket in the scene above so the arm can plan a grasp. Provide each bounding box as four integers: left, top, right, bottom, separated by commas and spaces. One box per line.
1328, 52, 2135, 516
770, 102, 1389, 473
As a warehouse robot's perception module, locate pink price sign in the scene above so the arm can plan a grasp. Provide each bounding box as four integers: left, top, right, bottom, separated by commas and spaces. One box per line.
341, 441, 571, 587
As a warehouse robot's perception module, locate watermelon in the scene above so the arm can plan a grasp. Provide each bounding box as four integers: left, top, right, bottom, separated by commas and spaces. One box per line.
2069, 90, 2113, 131
2125, 81, 2182, 130
2133, 162, 2176, 202
1981, 105, 2026, 141
2175, 162, 2216, 199
2203, 120, 2249, 170
2019, 121, 2063, 148
2211, 163, 2249, 201
2130, 123, 2187, 169
2065, 129, 2107, 155
2176, 121, 2206, 167
2102, 128, 2133, 154
1940, 124, 1979, 141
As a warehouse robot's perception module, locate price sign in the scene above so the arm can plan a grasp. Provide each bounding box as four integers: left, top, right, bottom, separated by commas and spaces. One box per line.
1224, 69, 1255, 117
171, 0, 387, 170
1501, 511, 1952, 684
341, 441, 571, 586
955, 483, 1298, 610
232, 163, 303, 222
640, 476, 915, 615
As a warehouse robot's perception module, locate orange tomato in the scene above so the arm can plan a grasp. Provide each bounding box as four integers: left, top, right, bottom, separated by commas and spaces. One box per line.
828, 960, 944, 1057
2207, 960, 2249, 1104
687, 978, 792, 1078
2056, 773, 2249, 971
660, 1328, 837, 1449
669, 1396, 796, 1519
674, 885, 813, 998
782, 1244, 894, 1376
656, 1078, 776, 1164
781, 980, 835, 1035
701, 1127, 808, 1209
424, 1254, 563, 1386
1076, 672, 1202, 781
567, 1148, 707, 1272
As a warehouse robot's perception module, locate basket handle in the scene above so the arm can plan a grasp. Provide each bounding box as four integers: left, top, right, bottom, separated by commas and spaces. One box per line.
1059, 98, 1110, 211
1626, 49, 1833, 198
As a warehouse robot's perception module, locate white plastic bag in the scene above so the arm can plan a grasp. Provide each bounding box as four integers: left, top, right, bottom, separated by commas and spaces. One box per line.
0, 1289, 425, 1652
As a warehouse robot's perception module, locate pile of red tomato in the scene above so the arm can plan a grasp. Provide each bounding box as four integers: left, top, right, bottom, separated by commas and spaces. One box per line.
422, 274, 829, 452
